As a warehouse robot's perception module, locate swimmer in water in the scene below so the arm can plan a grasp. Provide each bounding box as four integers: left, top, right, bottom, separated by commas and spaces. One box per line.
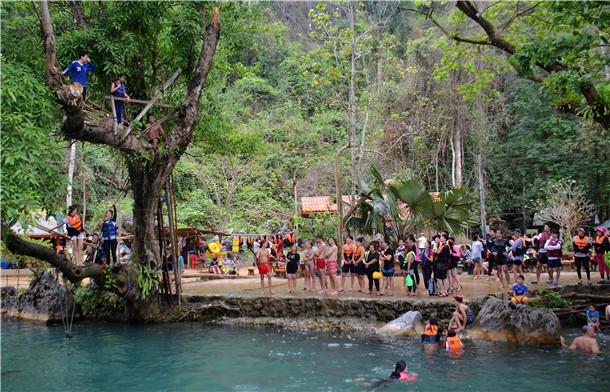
560, 325, 601, 354
389, 360, 416, 381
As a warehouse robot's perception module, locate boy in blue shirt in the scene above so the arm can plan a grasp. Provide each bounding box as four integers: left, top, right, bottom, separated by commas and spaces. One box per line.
586, 305, 601, 332
63, 51, 95, 99
510, 275, 529, 305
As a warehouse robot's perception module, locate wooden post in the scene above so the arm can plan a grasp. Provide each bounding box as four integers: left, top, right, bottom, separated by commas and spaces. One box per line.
478, 154, 486, 237
335, 143, 350, 266
123, 68, 182, 138
165, 181, 180, 303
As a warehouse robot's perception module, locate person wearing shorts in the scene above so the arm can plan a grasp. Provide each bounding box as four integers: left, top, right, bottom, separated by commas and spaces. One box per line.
340, 236, 356, 292
492, 230, 510, 289
325, 237, 339, 295
303, 241, 316, 292
255, 241, 274, 295
544, 229, 563, 286
51, 205, 86, 267
286, 245, 300, 293
533, 224, 552, 284
315, 236, 327, 294
380, 239, 395, 296
353, 238, 366, 292
485, 229, 496, 280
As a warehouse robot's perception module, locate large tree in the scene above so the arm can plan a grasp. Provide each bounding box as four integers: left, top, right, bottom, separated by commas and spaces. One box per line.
2, 1, 221, 318
400, 1, 610, 131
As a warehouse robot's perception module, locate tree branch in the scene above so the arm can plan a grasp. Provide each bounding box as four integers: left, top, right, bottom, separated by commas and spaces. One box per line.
68, 0, 87, 28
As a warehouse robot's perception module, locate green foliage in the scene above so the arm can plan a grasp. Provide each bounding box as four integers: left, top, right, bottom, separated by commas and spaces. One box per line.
137, 264, 162, 300
299, 211, 338, 241
0, 239, 51, 273
103, 266, 117, 291
347, 164, 476, 239
530, 289, 572, 309
1, 58, 65, 225
75, 283, 125, 318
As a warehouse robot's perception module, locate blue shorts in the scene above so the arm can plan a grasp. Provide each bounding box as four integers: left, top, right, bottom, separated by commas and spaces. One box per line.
383, 269, 394, 277
547, 258, 561, 269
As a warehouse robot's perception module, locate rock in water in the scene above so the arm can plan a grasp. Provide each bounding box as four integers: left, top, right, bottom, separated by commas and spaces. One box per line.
376, 310, 423, 336
1, 271, 75, 324
467, 298, 560, 343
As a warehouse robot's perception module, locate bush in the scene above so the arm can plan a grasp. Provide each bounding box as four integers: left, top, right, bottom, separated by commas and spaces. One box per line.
530, 289, 572, 309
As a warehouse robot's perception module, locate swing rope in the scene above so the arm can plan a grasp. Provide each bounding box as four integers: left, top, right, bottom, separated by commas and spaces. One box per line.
55, 268, 77, 339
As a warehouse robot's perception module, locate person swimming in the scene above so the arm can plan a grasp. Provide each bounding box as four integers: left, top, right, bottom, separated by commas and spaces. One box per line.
389, 360, 416, 381
421, 318, 442, 344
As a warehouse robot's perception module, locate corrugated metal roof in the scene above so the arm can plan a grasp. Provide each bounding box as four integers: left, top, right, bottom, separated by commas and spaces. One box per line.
301, 196, 358, 214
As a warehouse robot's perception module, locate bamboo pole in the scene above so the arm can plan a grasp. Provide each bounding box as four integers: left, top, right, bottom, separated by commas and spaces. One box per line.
29, 222, 99, 248
123, 68, 182, 138
104, 96, 180, 109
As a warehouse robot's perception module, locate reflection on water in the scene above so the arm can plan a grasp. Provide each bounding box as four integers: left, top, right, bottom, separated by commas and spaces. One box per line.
1, 317, 609, 391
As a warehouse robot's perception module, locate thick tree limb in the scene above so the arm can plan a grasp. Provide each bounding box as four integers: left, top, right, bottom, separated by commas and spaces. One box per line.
68, 0, 87, 28
454, 1, 610, 130
2, 221, 102, 283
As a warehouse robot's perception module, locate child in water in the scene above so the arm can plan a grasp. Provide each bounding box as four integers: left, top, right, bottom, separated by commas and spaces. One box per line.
444, 329, 463, 351
389, 360, 416, 381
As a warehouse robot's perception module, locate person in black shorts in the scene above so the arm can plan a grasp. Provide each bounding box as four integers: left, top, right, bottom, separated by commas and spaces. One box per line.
286, 245, 300, 293
485, 228, 496, 280
380, 239, 395, 296
340, 235, 356, 292
492, 230, 510, 289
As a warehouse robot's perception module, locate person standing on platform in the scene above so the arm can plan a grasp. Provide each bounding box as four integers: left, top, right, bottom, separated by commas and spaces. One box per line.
146, 114, 165, 149
256, 240, 275, 295
101, 204, 118, 267
532, 223, 553, 285
51, 205, 86, 267
63, 51, 94, 99
111, 74, 130, 128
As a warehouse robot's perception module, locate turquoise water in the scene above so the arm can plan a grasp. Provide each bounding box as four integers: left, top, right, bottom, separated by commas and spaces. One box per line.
2, 317, 609, 391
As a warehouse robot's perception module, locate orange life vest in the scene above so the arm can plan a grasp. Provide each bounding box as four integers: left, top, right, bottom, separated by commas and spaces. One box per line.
445, 336, 461, 350
66, 214, 82, 235
574, 236, 589, 251
424, 324, 438, 336
354, 245, 365, 260
285, 233, 295, 245
343, 243, 355, 256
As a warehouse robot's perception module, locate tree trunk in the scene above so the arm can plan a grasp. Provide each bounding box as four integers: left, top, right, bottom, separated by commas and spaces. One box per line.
68, 0, 87, 28
0, 1, 222, 318
335, 143, 350, 265
348, 3, 358, 196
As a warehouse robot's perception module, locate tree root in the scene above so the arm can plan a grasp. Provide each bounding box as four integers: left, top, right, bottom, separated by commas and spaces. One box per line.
177, 302, 241, 321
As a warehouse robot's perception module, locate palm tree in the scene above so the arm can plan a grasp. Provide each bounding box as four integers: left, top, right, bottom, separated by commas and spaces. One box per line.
345, 164, 476, 242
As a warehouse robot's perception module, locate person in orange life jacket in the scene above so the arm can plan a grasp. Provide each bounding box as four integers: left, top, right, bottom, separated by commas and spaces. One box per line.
421, 318, 442, 344
340, 235, 356, 292
110, 74, 130, 128
532, 223, 553, 285
593, 227, 610, 284
51, 205, 86, 267
573, 227, 593, 285
353, 237, 366, 292
444, 329, 463, 351
101, 204, 119, 266
544, 228, 563, 286
388, 360, 416, 381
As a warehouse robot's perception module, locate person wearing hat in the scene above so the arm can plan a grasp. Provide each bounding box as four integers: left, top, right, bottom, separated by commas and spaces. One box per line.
573, 228, 592, 285
508, 229, 526, 284
593, 227, 609, 284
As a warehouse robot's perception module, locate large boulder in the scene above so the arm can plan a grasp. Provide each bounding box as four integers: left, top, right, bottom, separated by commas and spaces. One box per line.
375, 310, 423, 336
0, 271, 75, 324
466, 298, 560, 343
